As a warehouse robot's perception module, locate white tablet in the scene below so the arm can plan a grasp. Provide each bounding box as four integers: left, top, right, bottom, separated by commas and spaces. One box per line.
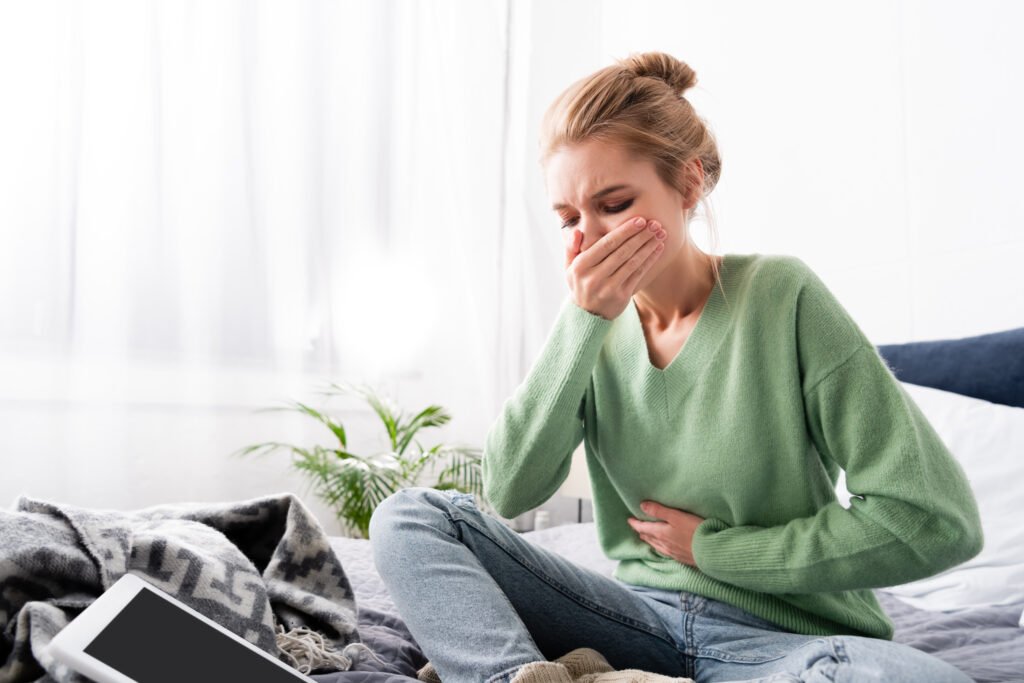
42, 572, 315, 683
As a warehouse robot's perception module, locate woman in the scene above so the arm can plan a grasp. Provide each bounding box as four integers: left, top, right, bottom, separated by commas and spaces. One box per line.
369, 51, 983, 683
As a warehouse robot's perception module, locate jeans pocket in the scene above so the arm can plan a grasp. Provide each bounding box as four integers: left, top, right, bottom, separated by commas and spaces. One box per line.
696, 621, 814, 665
700, 594, 792, 633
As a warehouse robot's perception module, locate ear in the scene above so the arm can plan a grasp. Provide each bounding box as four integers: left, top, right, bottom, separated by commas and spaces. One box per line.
677, 157, 705, 212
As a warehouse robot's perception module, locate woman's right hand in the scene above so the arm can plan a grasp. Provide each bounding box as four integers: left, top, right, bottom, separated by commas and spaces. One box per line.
564, 216, 666, 320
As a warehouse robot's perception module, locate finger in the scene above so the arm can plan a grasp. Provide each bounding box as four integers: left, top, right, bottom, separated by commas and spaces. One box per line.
592, 221, 660, 283
613, 237, 665, 291
629, 519, 665, 535
639, 534, 666, 555
564, 229, 582, 270
618, 237, 667, 294
641, 501, 668, 519
572, 216, 650, 274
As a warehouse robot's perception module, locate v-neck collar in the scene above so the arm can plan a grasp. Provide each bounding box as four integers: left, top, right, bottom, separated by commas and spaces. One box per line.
627, 254, 734, 389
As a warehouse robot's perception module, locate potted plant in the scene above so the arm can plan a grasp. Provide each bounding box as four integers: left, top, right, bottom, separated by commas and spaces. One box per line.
234, 380, 488, 539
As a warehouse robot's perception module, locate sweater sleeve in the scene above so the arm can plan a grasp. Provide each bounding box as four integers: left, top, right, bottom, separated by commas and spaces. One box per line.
690, 264, 984, 594
481, 295, 615, 519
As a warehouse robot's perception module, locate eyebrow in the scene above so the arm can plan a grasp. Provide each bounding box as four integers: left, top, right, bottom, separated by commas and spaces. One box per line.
551, 184, 633, 211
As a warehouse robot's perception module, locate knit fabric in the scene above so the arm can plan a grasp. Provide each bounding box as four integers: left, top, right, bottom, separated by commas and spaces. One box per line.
555, 647, 693, 682
481, 253, 984, 640
417, 647, 694, 682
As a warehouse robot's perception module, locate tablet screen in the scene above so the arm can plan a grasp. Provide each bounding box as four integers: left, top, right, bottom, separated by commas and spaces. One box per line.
83, 587, 308, 682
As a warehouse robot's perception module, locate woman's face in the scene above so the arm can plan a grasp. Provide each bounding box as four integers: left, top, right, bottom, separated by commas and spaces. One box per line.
545, 139, 698, 275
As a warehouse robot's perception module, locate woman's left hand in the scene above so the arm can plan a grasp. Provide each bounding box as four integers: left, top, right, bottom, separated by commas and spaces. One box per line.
627, 500, 705, 567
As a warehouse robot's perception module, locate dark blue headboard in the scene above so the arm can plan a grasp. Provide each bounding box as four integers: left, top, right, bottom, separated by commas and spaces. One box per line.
875, 327, 1024, 409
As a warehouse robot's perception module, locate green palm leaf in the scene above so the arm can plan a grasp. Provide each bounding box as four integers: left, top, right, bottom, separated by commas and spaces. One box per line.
236, 380, 490, 539
395, 405, 450, 455
325, 381, 401, 451
434, 446, 484, 499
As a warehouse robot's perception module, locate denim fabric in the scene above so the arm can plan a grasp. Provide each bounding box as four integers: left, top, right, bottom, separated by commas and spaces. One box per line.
368, 487, 973, 683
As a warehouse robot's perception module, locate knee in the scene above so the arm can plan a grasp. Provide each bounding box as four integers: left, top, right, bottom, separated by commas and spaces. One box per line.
369, 487, 474, 579
370, 487, 432, 537
368, 486, 465, 545
826, 636, 972, 683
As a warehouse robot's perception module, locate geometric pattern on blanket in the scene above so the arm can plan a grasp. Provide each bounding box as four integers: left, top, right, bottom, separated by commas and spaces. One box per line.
0, 492, 370, 682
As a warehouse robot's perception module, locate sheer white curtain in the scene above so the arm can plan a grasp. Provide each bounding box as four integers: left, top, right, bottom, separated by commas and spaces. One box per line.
497, 1, 619, 407
0, 0, 513, 516
0, 0, 507, 374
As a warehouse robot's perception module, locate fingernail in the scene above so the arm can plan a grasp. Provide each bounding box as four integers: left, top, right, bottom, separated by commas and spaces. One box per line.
634, 217, 646, 227
648, 221, 660, 231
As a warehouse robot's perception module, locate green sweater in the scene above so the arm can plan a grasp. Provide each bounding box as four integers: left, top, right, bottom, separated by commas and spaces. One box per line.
481, 253, 983, 640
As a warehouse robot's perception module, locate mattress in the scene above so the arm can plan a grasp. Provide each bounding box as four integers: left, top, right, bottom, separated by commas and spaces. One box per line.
314, 522, 1023, 683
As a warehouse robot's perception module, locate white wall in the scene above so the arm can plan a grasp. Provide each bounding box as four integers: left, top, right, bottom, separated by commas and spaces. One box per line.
498, 0, 1024, 526
538, 0, 1024, 346
3, 0, 1022, 532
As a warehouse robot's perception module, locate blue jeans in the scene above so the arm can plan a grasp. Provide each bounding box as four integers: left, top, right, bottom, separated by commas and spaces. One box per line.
368, 487, 973, 683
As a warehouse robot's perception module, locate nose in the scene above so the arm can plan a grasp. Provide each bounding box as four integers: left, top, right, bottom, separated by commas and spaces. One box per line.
576, 213, 609, 252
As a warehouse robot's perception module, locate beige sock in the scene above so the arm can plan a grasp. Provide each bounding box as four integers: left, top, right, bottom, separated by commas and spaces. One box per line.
418, 659, 573, 683
556, 648, 695, 683
509, 661, 575, 683
416, 647, 694, 683
555, 647, 614, 676
417, 660, 442, 683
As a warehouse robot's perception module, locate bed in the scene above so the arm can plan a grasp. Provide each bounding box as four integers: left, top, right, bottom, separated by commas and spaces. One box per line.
320, 522, 1024, 683
309, 326, 1024, 683
6, 329, 1018, 682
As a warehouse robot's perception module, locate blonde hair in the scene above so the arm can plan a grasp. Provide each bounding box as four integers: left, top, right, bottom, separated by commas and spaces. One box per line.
538, 51, 726, 299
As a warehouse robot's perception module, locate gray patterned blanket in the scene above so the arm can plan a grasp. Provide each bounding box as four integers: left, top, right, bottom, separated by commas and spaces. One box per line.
0, 492, 378, 682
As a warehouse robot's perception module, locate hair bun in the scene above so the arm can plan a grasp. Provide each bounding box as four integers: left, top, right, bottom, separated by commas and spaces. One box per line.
620, 51, 697, 96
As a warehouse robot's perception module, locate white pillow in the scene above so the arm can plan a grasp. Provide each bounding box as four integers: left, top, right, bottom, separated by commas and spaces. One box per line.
839, 381, 1024, 612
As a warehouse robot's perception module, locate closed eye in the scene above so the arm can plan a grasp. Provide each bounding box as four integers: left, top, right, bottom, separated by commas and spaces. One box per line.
559, 199, 635, 229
